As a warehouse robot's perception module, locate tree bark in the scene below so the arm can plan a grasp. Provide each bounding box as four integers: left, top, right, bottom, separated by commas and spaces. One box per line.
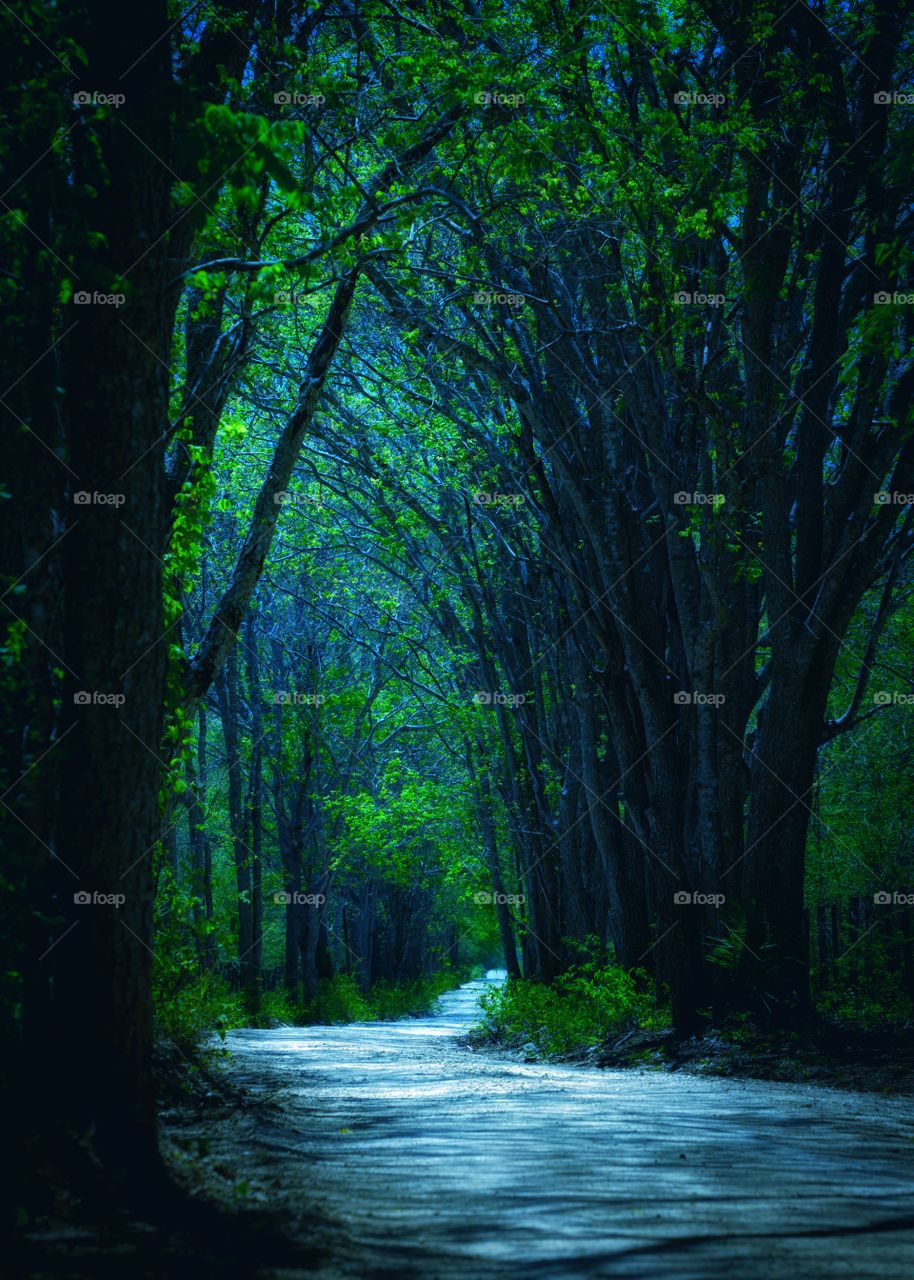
51, 0, 172, 1189
217, 652, 256, 1004
475, 771, 521, 979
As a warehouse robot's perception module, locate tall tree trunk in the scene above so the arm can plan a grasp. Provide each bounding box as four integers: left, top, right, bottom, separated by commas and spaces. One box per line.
199, 701, 215, 970
475, 771, 521, 978
354, 884, 375, 993
577, 675, 651, 968
185, 749, 208, 967
243, 616, 264, 1013
51, 0, 172, 1190
242, 735, 263, 1014
217, 652, 255, 1002
300, 897, 322, 1005
744, 666, 823, 1021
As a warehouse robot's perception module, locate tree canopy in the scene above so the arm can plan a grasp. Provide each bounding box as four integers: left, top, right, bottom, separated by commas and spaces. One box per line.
3, 0, 914, 1196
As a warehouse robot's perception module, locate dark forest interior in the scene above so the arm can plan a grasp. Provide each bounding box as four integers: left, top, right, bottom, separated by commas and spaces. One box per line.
4, 2, 914, 1276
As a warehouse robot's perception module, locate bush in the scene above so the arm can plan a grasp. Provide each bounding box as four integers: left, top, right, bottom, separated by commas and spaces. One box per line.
154, 970, 245, 1051
153, 966, 467, 1042
299, 969, 464, 1024
304, 973, 373, 1023
816, 949, 914, 1028
250, 987, 299, 1027
477, 961, 659, 1054
370, 970, 461, 1019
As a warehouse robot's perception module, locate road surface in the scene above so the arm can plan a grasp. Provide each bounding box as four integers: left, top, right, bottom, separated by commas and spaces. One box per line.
204, 971, 914, 1278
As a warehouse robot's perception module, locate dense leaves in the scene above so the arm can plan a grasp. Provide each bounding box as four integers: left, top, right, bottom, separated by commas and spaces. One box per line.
3, 0, 914, 1198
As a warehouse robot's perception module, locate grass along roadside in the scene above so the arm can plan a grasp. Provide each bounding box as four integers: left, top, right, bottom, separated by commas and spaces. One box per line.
469, 966, 914, 1095
471, 960, 664, 1056
154, 967, 471, 1056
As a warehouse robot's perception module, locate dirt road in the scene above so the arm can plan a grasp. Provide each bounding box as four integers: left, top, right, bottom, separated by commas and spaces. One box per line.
197, 972, 914, 1278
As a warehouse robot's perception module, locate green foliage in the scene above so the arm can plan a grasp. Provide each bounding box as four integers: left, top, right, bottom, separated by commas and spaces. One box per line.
252, 987, 303, 1028
154, 970, 246, 1051
300, 969, 464, 1025
303, 973, 373, 1023
12, 0, 914, 1082
815, 941, 914, 1029
152, 866, 243, 1048
327, 761, 476, 887
152, 968, 467, 1044
706, 915, 778, 975
477, 963, 660, 1055
817, 976, 913, 1030
368, 971, 463, 1020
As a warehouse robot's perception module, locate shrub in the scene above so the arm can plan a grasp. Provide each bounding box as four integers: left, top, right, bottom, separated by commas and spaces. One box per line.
299, 969, 464, 1024
477, 961, 659, 1054
154, 970, 245, 1051
816, 945, 914, 1028
370, 970, 461, 1019
251, 987, 299, 1027
303, 973, 373, 1023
